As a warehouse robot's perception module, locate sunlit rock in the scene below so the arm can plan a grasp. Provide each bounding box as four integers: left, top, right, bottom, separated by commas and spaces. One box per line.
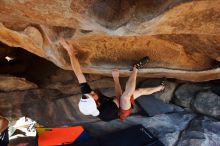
0, 0, 219, 81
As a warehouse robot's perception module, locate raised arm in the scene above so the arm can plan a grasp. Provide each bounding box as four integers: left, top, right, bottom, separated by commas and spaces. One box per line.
112, 68, 123, 99
59, 38, 87, 84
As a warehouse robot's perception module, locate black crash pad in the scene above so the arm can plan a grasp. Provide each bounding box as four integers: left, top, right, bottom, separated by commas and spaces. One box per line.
136, 95, 174, 116
136, 79, 175, 116
71, 125, 164, 146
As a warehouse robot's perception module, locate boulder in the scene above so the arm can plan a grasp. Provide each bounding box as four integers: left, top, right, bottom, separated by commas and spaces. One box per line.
176, 116, 220, 146
45, 77, 115, 95
0, 75, 37, 92
0, 1, 220, 81
23, 26, 43, 48
0, 89, 100, 126
193, 91, 220, 119
44, 69, 115, 94
174, 83, 211, 108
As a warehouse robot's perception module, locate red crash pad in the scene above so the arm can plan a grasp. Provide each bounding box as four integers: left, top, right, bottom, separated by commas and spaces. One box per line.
37, 126, 84, 146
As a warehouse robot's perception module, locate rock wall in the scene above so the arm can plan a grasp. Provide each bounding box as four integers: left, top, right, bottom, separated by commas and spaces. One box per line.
0, 0, 220, 81
174, 82, 220, 120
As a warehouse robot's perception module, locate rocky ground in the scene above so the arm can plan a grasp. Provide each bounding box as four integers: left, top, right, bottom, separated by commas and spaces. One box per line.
0, 66, 219, 146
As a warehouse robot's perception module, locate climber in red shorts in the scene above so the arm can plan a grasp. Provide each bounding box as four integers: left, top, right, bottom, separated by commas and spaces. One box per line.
59, 38, 165, 121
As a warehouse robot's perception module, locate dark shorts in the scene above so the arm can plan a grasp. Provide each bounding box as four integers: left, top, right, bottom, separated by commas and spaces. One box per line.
80, 82, 119, 121
0, 129, 9, 146
98, 98, 119, 121
68, 125, 164, 146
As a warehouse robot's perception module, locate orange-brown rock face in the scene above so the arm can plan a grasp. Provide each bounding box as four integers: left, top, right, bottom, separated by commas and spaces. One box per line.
0, 0, 220, 81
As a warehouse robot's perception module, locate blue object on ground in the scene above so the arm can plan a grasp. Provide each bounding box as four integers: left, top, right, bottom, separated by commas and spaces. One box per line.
73, 130, 89, 143
70, 125, 164, 146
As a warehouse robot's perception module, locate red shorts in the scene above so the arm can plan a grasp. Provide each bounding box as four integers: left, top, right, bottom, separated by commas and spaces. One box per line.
118, 95, 135, 120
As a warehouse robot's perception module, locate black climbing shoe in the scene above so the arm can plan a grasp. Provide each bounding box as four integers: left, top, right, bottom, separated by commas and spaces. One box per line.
131, 56, 150, 70
160, 77, 166, 86
160, 77, 166, 92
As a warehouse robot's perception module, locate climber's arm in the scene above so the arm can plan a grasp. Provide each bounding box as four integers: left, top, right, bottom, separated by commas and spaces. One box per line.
112, 69, 123, 99
59, 38, 86, 84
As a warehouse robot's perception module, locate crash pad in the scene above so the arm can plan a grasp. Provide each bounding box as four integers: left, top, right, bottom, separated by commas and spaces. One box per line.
37, 126, 84, 146
136, 79, 174, 116
136, 95, 174, 116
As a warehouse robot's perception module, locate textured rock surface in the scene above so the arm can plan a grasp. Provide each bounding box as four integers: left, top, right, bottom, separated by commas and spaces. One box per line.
0, 0, 220, 81
176, 116, 220, 146
193, 91, 220, 119
173, 82, 220, 119
0, 75, 37, 92
0, 89, 100, 126
174, 83, 211, 108
43, 68, 115, 94
0, 1, 220, 145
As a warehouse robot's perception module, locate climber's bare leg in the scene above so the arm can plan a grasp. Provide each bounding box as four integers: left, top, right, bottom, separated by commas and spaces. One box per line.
120, 67, 138, 110
59, 38, 86, 84
133, 85, 165, 100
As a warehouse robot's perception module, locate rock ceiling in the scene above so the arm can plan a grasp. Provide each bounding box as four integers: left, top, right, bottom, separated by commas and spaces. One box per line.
0, 0, 220, 81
